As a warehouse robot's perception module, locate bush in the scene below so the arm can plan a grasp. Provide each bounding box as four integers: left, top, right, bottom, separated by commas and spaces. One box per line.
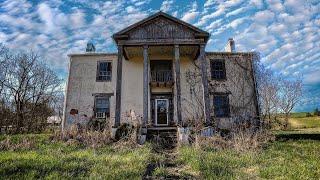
306, 112, 313, 117
0, 136, 36, 151
51, 126, 112, 148
193, 117, 274, 152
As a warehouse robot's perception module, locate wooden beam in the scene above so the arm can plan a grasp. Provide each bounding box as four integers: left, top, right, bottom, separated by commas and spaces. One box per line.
174, 44, 182, 126
143, 45, 149, 127
115, 45, 123, 128
118, 39, 205, 46
199, 44, 211, 126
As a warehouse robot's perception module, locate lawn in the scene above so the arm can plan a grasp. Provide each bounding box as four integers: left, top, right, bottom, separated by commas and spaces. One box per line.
0, 134, 151, 179
178, 139, 320, 179
1, 132, 320, 179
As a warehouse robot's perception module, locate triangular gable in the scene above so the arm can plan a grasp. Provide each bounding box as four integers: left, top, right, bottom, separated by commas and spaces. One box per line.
113, 11, 209, 42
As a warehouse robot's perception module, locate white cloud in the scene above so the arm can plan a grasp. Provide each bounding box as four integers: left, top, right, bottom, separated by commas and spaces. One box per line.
160, 0, 174, 12
253, 10, 275, 24
181, 12, 199, 22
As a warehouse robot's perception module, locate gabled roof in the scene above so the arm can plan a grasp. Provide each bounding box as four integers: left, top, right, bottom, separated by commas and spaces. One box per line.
112, 11, 210, 42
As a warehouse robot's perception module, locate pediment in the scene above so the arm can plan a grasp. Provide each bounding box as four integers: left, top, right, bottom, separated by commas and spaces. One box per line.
113, 12, 209, 42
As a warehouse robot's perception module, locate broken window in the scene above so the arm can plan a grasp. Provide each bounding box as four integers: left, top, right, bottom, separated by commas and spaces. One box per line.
97, 61, 112, 81
210, 60, 226, 80
213, 94, 230, 118
95, 96, 110, 118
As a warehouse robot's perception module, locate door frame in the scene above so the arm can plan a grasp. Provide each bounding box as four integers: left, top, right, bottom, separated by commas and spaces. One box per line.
155, 98, 169, 126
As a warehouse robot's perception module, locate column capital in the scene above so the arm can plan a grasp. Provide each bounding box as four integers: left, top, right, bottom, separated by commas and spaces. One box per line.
143, 45, 148, 49
174, 44, 179, 48
200, 44, 206, 48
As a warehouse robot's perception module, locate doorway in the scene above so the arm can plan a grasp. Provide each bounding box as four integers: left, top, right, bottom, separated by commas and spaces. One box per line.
155, 99, 169, 126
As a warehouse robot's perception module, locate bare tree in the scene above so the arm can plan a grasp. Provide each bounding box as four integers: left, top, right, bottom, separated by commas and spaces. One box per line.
278, 78, 302, 129
0, 46, 62, 133
256, 64, 279, 122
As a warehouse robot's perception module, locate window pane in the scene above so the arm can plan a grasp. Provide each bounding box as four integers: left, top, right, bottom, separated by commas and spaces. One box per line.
96, 98, 109, 108
95, 97, 110, 117
211, 60, 226, 80
97, 62, 112, 81
213, 95, 230, 117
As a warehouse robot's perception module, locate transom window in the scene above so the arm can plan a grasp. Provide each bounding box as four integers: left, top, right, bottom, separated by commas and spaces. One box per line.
213, 95, 230, 118
211, 60, 226, 80
97, 61, 112, 81
95, 97, 110, 118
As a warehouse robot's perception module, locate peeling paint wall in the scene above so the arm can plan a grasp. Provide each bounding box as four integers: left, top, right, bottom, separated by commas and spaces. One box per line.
63, 54, 117, 128
63, 52, 257, 130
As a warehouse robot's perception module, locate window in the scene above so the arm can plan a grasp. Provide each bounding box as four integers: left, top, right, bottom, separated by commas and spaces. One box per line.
213, 95, 230, 118
95, 96, 110, 118
211, 60, 226, 80
97, 61, 112, 81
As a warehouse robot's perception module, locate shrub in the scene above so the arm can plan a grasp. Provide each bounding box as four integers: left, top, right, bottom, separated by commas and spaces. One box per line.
50, 126, 112, 148
0, 136, 36, 151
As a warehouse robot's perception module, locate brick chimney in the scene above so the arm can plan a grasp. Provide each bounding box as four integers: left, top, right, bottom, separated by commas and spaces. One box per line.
225, 38, 235, 52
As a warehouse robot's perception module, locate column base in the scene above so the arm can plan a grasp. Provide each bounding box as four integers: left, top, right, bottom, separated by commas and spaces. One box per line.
137, 134, 146, 145
111, 127, 118, 139
178, 127, 190, 145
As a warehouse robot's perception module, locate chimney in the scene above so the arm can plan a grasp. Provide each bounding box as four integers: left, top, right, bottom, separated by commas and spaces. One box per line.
225, 38, 235, 52
86, 42, 96, 52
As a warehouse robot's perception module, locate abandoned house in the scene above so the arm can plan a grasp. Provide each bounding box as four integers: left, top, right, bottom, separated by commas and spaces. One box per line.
63, 12, 259, 141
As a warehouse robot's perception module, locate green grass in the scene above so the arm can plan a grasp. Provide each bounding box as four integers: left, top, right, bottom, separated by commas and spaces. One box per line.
0, 134, 151, 179
288, 116, 320, 129
1, 132, 320, 179
178, 140, 320, 179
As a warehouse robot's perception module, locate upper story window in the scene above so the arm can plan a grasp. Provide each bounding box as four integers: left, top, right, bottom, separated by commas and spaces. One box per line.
210, 60, 226, 80
97, 61, 112, 81
213, 94, 230, 118
95, 96, 110, 118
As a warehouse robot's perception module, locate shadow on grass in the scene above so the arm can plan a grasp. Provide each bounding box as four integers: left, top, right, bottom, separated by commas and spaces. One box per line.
276, 133, 320, 141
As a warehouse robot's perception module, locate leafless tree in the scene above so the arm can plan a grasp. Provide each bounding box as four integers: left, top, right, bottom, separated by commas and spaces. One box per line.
278, 78, 302, 129
256, 64, 280, 122
0, 46, 62, 133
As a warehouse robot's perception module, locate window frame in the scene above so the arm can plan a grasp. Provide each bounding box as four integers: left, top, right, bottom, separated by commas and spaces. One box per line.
210, 59, 226, 81
213, 93, 230, 118
96, 61, 112, 82
94, 96, 110, 118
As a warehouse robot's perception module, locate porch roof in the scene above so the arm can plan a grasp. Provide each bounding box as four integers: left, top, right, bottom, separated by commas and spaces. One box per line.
112, 11, 210, 45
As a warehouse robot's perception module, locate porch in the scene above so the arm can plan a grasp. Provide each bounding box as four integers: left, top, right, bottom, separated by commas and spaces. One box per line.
111, 12, 211, 140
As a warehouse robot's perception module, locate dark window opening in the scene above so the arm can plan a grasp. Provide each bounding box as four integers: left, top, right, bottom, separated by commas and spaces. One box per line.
213, 95, 230, 118
211, 60, 226, 80
95, 97, 110, 118
97, 61, 112, 81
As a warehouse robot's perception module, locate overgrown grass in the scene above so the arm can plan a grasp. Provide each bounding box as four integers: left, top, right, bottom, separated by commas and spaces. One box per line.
1, 132, 320, 179
0, 134, 151, 179
178, 140, 320, 179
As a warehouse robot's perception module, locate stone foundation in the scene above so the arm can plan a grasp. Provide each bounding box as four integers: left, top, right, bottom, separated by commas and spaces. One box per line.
177, 127, 190, 144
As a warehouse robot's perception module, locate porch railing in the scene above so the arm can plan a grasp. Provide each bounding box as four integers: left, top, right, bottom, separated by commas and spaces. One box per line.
151, 70, 172, 82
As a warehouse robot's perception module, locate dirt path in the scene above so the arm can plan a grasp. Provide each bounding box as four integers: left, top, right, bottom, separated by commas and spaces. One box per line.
142, 147, 196, 180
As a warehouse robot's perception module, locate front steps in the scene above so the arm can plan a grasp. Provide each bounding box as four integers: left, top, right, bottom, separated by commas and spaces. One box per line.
146, 127, 177, 149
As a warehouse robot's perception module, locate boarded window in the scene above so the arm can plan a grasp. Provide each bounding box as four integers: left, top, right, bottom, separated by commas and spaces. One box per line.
95, 97, 110, 118
211, 60, 226, 80
97, 61, 112, 81
213, 95, 230, 118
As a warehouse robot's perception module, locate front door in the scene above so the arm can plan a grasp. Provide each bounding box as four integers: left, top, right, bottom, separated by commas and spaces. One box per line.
155, 99, 169, 126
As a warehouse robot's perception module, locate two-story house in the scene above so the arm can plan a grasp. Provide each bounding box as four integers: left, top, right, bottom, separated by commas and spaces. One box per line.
63, 12, 259, 142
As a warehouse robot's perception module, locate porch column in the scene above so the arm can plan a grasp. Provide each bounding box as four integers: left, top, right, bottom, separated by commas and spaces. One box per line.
143, 45, 149, 127
199, 44, 211, 126
174, 44, 182, 126
114, 45, 123, 128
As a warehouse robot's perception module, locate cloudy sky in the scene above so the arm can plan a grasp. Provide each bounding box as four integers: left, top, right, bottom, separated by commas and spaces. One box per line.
0, 0, 319, 112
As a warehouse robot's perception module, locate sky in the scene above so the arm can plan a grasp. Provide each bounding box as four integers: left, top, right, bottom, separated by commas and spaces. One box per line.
0, 0, 319, 112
